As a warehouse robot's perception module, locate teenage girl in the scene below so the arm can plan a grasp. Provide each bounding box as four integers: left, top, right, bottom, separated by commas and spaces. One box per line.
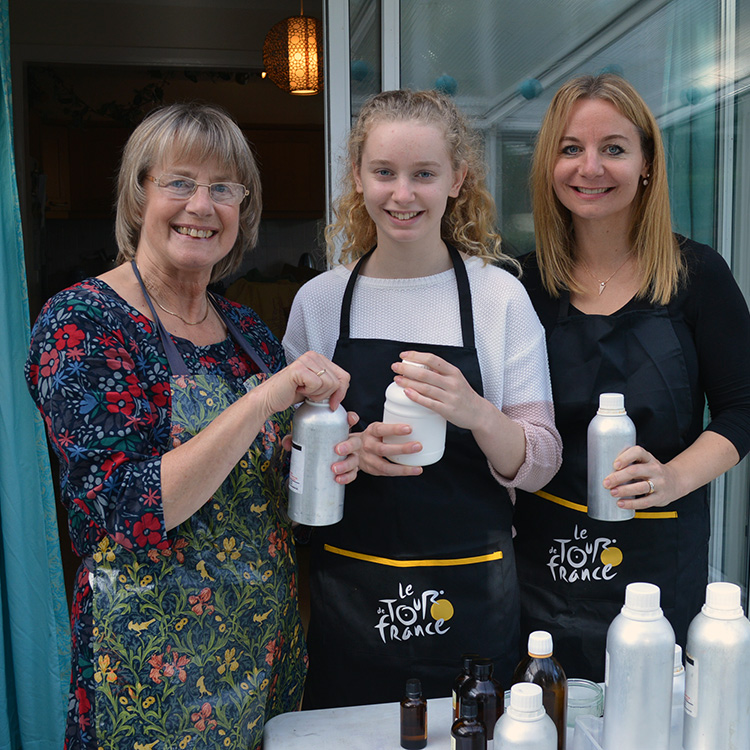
283, 89, 562, 708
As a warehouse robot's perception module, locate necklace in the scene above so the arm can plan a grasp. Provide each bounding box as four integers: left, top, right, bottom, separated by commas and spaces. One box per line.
148, 287, 211, 325
579, 255, 631, 295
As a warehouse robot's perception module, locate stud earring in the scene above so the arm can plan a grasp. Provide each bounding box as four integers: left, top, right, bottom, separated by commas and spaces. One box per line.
642, 174, 650, 186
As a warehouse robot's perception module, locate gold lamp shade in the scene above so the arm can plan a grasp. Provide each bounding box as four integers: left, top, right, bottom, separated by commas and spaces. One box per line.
263, 10, 323, 96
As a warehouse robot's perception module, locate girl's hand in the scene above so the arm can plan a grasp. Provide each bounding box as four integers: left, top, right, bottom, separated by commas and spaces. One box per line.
392, 351, 488, 431
258, 351, 350, 417
282, 412, 362, 485
358, 421, 423, 477
332, 411, 363, 485
603, 445, 681, 510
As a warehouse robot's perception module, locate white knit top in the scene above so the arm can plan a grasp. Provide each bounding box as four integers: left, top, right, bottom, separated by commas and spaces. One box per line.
282, 255, 561, 492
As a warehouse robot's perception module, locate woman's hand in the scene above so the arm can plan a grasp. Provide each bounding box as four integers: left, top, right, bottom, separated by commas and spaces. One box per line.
391, 351, 486, 430
603, 445, 680, 510
605, 431, 741, 511
258, 351, 350, 417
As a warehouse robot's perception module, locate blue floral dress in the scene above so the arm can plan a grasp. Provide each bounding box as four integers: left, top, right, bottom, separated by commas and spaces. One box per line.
25, 278, 307, 750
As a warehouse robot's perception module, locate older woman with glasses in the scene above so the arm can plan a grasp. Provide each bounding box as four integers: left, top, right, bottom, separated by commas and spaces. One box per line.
26, 102, 360, 750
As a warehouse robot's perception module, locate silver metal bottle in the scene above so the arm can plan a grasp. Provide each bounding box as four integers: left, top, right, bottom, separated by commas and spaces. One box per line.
587, 392, 636, 521
288, 398, 348, 526
683, 582, 750, 750
602, 582, 675, 750
494, 683, 557, 750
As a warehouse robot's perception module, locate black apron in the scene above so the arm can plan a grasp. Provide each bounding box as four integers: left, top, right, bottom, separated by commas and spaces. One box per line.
514, 292, 709, 682
303, 245, 519, 708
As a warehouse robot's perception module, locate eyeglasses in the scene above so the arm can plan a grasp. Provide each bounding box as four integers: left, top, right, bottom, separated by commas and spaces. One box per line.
145, 174, 249, 206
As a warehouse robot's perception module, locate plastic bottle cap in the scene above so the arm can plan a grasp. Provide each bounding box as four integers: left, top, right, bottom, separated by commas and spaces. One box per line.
622, 582, 663, 620
673, 644, 685, 676
405, 678, 422, 698
528, 630, 553, 658
510, 683, 543, 713
703, 581, 744, 618
471, 658, 493, 680
598, 392, 626, 413
461, 653, 479, 671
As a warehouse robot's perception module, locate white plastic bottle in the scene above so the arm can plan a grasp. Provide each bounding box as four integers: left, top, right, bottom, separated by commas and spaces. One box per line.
602, 582, 675, 750
382, 360, 446, 466
587, 392, 636, 521
683, 582, 750, 750
670, 644, 685, 750
494, 683, 556, 750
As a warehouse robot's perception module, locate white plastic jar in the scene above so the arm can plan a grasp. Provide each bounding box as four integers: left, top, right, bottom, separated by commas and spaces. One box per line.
382, 360, 447, 466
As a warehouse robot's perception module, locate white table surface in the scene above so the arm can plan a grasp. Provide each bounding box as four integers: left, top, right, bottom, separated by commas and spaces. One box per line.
264, 696, 576, 749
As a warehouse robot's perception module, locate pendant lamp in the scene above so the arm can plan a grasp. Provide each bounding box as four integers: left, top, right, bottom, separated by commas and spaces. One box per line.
263, 1, 323, 96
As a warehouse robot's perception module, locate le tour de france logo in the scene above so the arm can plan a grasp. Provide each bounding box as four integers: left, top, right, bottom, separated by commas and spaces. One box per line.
374, 582, 455, 644
546, 523, 625, 583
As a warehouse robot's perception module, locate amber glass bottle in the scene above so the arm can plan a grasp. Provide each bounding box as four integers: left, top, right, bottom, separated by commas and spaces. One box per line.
512, 631, 567, 750
453, 652, 480, 721
460, 658, 503, 745
400, 678, 427, 749
451, 696, 487, 749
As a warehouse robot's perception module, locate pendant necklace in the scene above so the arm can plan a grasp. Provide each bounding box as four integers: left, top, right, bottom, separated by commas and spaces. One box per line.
143, 278, 211, 325
580, 254, 631, 295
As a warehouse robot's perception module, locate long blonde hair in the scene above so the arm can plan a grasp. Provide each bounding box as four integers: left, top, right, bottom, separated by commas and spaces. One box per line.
531, 74, 683, 304
327, 89, 513, 268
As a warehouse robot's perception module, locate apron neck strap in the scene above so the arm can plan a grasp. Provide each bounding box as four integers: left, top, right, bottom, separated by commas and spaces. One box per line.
338, 244, 475, 348
130, 260, 270, 377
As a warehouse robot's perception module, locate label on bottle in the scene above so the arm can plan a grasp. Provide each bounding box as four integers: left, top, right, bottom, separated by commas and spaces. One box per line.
288, 442, 304, 493
684, 650, 698, 717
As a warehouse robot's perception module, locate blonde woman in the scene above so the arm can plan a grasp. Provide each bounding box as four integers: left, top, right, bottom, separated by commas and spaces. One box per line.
284, 89, 561, 708
514, 74, 750, 681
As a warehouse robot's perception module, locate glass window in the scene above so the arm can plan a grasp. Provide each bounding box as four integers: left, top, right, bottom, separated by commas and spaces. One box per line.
397, 0, 750, 602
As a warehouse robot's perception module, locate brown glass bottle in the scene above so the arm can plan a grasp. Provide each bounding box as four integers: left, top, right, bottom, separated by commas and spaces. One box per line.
451, 696, 487, 750
453, 652, 480, 720
400, 678, 427, 749
460, 658, 503, 744
512, 630, 567, 750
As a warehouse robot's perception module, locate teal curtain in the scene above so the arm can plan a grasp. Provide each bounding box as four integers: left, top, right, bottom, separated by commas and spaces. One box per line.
0, 0, 70, 747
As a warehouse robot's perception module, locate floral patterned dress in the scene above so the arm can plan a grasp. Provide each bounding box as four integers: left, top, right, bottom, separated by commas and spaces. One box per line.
25, 277, 307, 750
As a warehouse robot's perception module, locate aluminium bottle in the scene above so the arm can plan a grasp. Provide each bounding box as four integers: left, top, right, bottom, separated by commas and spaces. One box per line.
683, 582, 750, 750
288, 398, 348, 525
383, 359, 447, 466
452, 696, 487, 750
512, 631, 567, 750
670, 644, 685, 750
454, 652, 480, 721
400, 677, 427, 749
587, 392, 636, 521
460, 658, 504, 749
602, 582, 675, 750
494, 683, 556, 750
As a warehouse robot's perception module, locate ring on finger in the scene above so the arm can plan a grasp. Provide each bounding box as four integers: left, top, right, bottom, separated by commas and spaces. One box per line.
646, 479, 655, 495
315, 369, 327, 377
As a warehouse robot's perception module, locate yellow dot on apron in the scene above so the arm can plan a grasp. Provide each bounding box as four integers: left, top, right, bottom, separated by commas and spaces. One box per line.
431, 598, 455, 622
600, 546, 623, 567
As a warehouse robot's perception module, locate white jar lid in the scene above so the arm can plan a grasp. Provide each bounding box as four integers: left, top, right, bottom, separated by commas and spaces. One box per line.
528, 630, 553, 658
703, 581, 744, 618
510, 683, 543, 713
623, 582, 662, 618
598, 392, 625, 412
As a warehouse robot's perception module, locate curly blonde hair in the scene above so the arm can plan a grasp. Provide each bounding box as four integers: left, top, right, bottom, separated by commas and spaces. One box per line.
327, 89, 513, 268
531, 74, 683, 304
